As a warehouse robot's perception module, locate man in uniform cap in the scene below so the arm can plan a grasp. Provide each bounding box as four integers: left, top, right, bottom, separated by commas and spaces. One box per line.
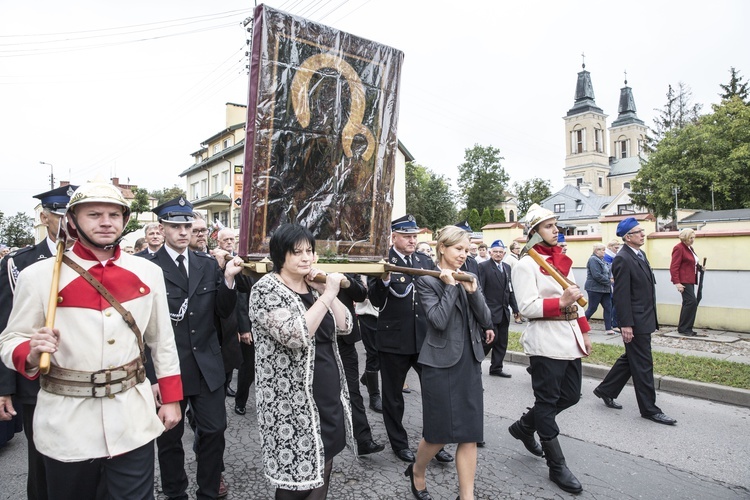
368, 215, 453, 464
593, 218, 677, 425
557, 232, 568, 254
0, 184, 76, 500
455, 221, 480, 275
0, 181, 183, 499
478, 239, 519, 378
144, 196, 244, 499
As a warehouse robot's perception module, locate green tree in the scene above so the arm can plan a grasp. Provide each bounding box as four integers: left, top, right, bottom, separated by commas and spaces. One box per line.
492, 208, 506, 223
480, 208, 492, 228
719, 67, 749, 104
149, 185, 187, 206
467, 208, 481, 233
457, 144, 509, 213
648, 82, 703, 147
0, 212, 35, 247
513, 178, 552, 216
124, 187, 151, 236
631, 96, 750, 217
405, 161, 456, 230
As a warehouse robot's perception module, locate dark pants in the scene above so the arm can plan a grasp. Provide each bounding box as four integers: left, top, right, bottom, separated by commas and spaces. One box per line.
585, 290, 613, 330
337, 340, 374, 445
43, 441, 154, 500
235, 341, 256, 408
275, 459, 333, 500
596, 333, 661, 417
357, 314, 380, 372
157, 377, 227, 500
483, 317, 510, 373
378, 351, 421, 451
23, 403, 48, 500
678, 284, 698, 333
522, 357, 581, 441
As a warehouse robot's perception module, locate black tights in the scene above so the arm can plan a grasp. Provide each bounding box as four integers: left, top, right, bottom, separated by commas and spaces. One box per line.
275, 460, 333, 500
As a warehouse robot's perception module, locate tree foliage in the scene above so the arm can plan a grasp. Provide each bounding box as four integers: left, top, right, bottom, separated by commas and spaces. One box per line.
513, 178, 552, 217
492, 208, 506, 223
630, 96, 750, 217
719, 67, 749, 104
0, 212, 35, 248
457, 144, 509, 214
467, 208, 481, 232
648, 82, 703, 147
149, 185, 187, 206
480, 208, 492, 228
405, 161, 457, 231
124, 187, 152, 236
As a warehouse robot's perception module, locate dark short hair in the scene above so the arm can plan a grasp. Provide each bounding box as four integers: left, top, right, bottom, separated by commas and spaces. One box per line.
269, 224, 315, 272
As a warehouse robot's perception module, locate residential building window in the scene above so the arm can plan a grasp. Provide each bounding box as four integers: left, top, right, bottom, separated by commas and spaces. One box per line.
212, 174, 219, 194
571, 128, 585, 154
223, 138, 233, 149
576, 177, 583, 187
576, 202, 583, 211
221, 170, 230, 189
594, 128, 604, 153
213, 144, 220, 155
191, 182, 199, 200
624, 181, 631, 189
618, 139, 629, 158
232, 209, 241, 228
554, 203, 565, 213
219, 210, 229, 227
200, 179, 208, 198
576, 229, 588, 235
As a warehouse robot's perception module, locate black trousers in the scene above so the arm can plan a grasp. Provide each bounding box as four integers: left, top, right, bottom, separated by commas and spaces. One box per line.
678, 284, 698, 333
378, 351, 421, 451
337, 340, 374, 445
157, 377, 227, 500
235, 341, 256, 408
483, 317, 510, 373
522, 356, 581, 441
23, 403, 48, 500
596, 333, 661, 417
357, 314, 380, 372
43, 441, 154, 500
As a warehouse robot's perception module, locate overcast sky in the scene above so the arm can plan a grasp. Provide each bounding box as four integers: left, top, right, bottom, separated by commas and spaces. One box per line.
1, 0, 748, 221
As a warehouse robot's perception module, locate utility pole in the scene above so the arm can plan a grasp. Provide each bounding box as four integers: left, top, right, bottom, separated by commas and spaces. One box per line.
711, 183, 715, 211
40, 161, 54, 189
673, 185, 680, 221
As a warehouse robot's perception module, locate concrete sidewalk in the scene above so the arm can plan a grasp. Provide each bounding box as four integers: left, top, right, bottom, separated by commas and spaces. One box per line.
507, 321, 750, 408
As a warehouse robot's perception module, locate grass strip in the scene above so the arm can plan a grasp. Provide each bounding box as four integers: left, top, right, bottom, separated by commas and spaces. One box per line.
508, 331, 750, 390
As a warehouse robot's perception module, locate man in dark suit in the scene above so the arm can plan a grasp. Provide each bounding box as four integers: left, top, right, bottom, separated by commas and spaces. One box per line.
593, 217, 677, 425
143, 197, 243, 499
134, 222, 163, 256
368, 215, 452, 464
0, 184, 76, 500
455, 220, 480, 275
478, 239, 519, 378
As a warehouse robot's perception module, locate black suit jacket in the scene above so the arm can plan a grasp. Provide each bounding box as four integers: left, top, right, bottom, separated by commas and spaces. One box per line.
477, 259, 518, 325
0, 241, 54, 403
368, 248, 435, 355
337, 273, 367, 345
612, 246, 659, 335
144, 248, 237, 395
461, 255, 480, 275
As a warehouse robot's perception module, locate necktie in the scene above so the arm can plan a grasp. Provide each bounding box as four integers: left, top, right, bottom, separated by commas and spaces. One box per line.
637, 252, 645, 262
176, 255, 188, 280
497, 263, 504, 274
405, 255, 412, 267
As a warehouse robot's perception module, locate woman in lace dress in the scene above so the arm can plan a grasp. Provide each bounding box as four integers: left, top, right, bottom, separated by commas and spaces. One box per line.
249, 224, 354, 499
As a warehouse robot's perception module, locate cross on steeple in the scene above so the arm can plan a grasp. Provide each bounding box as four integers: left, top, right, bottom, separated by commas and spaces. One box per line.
581, 52, 586, 69
624, 69, 628, 85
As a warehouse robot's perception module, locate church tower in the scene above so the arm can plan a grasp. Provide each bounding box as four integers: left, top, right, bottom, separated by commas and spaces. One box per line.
563, 63, 610, 196
607, 76, 648, 193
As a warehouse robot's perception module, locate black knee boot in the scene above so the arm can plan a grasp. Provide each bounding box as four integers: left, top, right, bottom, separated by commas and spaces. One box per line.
508, 415, 543, 457
540, 437, 582, 494
360, 371, 382, 413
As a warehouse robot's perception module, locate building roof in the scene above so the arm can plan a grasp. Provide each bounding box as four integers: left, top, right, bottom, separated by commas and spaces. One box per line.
179, 140, 245, 177
610, 82, 645, 127
566, 65, 604, 116
201, 123, 245, 146
608, 156, 642, 177
540, 184, 616, 223
680, 209, 750, 223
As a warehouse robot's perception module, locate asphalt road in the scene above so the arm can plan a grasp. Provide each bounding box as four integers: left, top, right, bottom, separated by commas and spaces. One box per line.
0, 348, 748, 499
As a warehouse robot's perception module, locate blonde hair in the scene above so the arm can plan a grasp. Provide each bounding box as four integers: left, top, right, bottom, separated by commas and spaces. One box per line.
606, 239, 620, 251
679, 228, 696, 244
435, 226, 470, 264
593, 243, 606, 252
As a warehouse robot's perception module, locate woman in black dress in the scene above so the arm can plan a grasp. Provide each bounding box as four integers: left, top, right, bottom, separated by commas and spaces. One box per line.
409, 225, 493, 500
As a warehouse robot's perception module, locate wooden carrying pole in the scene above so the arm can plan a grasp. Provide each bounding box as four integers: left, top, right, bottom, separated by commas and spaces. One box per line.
526, 248, 587, 308
39, 239, 65, 374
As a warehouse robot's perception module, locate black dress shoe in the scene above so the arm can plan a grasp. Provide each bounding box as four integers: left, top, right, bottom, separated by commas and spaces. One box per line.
358, 439, 385, 456
643, 412, 677, 425
489, 370, 512, 378
434, 448, 454, 463
226, 386, 236, 397
404, 463, 433, 500
395, 448, 416, 462
593, 387, 622, 410
678, 330, 697, 336
234, 405, 246, 416
476, 441, 485, 448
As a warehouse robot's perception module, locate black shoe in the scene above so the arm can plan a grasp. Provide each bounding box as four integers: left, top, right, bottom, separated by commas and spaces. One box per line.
395, 448, 416, 462
678, 330, 697, 336
405, 463, 433, 500
477, 441, 485, 448
369, 395, 383, 413
643, 412, 677, 425
593, 387, 623, 410
541, 437, 583, 494
490, 370, 512, 378
402, 386, 412, 394
234, 404, 246, 416
226, 386, 236, 398
358, 439, 385, 456
434, 448, 454, 463
508, 420, 543, 457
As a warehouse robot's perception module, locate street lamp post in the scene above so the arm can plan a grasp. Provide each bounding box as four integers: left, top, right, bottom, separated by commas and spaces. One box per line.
40, 161, 54, 189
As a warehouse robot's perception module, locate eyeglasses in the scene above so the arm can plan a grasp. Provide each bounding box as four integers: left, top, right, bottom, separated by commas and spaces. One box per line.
192, 229, 208, 235
626, 229, 645, 236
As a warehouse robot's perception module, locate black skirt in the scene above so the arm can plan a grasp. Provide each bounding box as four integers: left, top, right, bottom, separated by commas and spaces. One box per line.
420, 333, 484, 443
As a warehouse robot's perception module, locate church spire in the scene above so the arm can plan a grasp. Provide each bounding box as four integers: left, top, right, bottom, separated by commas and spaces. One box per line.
567, 60, 603, 116
611, 72, 645, 127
